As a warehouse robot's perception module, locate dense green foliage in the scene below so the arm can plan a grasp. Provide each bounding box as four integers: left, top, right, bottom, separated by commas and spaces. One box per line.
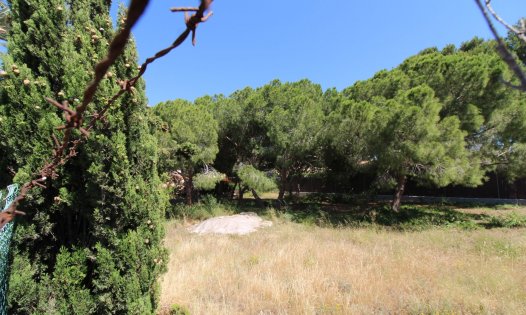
236, 164, 277, 194
0, 1, 524, 310
193, 170, 225, 191
262, 80, 324, 199
342, 40, 524, 208
198, 80, 325, 200
0, 2, 167, 314
374, 86, 482, 211
156, 37, 525, 211
152, 99, 219, 204
206, 90, 274, 200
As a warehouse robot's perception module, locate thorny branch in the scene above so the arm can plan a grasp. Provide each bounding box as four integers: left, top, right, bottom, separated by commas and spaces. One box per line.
1, 0, 214, 229
474, 0, 526, 92
170, 7, 200, 12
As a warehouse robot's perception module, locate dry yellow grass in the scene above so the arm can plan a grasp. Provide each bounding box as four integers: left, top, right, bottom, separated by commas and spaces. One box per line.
244, 191, 280, 200
158, 221, 526, 315
456, 204, 526, 217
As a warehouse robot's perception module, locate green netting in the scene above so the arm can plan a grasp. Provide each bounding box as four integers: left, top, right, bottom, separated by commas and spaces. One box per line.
0, 184, 19, 315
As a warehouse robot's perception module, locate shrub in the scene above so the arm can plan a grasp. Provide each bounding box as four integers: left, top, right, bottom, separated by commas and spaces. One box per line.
170, 304, 190, 315
170, 196, 235, 221
237, 165, 277, 193
193, 171, 225, 191
488, 212, 526, 228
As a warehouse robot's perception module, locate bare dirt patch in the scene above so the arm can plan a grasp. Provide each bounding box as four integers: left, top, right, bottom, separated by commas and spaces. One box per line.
188, 212, 273, 235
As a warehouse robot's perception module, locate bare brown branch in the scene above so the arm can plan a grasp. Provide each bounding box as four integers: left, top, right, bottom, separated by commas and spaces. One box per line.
474, 0, 526, 92
171, 7, 200, 12
485, 0, 526, 43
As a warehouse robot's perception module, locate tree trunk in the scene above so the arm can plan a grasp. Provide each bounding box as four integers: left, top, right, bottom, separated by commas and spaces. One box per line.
391, 174, 406, 212
230, 182, 238, 200
278, 186, 285, 200
278, 168, 287, 200
251, 189, 261, 201
238, 186, 245, 201
185, 170, 194, 205
251, 189, 264, 207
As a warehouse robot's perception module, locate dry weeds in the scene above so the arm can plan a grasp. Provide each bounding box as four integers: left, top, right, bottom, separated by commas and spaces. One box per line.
158, 221, 526, 314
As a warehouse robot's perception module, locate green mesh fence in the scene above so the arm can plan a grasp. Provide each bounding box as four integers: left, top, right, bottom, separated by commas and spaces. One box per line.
0, 184, 19, 315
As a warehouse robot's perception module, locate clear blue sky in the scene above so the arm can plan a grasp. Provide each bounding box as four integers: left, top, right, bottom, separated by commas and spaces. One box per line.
111, 1, 525, 106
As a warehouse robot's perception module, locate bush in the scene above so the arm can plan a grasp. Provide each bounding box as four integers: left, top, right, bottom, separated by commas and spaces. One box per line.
170, 196, 235, 221
193, 171, 225, 191
237, 165, 277, 193
488, 212, 526, 228
170, 304, 190, 315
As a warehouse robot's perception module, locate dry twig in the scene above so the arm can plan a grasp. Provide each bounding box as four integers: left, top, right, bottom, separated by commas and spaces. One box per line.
170, 7, 200, 12
474, 0, 526, 91
485, 0, 526, 43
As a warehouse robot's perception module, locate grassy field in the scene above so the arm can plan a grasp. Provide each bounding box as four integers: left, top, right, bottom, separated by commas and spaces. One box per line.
158, 203, 526, 315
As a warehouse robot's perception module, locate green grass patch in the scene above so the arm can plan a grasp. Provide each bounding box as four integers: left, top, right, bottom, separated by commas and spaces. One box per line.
167, 194, 526, 232
487, 212, 526, 228
168, 195, 236, 221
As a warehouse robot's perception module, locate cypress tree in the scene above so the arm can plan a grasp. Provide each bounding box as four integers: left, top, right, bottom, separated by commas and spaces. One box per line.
0, 1, 167, 313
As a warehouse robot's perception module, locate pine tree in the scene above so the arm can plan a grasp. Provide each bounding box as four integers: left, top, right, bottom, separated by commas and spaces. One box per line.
373, 86, 482, 212
261, 80, 325, 200
0, 1, 167, 313
152, 99, 219, 205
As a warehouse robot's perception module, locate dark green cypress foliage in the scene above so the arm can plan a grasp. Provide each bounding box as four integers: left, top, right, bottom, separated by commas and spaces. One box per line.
1, 1, 167, 313
85, 7, 168, 314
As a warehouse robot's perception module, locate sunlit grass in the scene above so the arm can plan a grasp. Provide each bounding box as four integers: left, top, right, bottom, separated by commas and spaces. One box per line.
158, 219, 526, 314
244, 191, 280, 200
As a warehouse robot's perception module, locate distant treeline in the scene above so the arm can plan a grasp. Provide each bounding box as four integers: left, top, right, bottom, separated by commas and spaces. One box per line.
152, 36, 526, 211
291, 174, 526, 200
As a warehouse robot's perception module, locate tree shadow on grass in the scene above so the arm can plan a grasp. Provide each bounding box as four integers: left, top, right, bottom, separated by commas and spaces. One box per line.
370, 204, 490, 230
178, 196, 526, 231
249, 200, 496, 231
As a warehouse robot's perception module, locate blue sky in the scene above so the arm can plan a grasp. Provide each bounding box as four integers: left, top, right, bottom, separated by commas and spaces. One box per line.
111, 1, 525, 105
